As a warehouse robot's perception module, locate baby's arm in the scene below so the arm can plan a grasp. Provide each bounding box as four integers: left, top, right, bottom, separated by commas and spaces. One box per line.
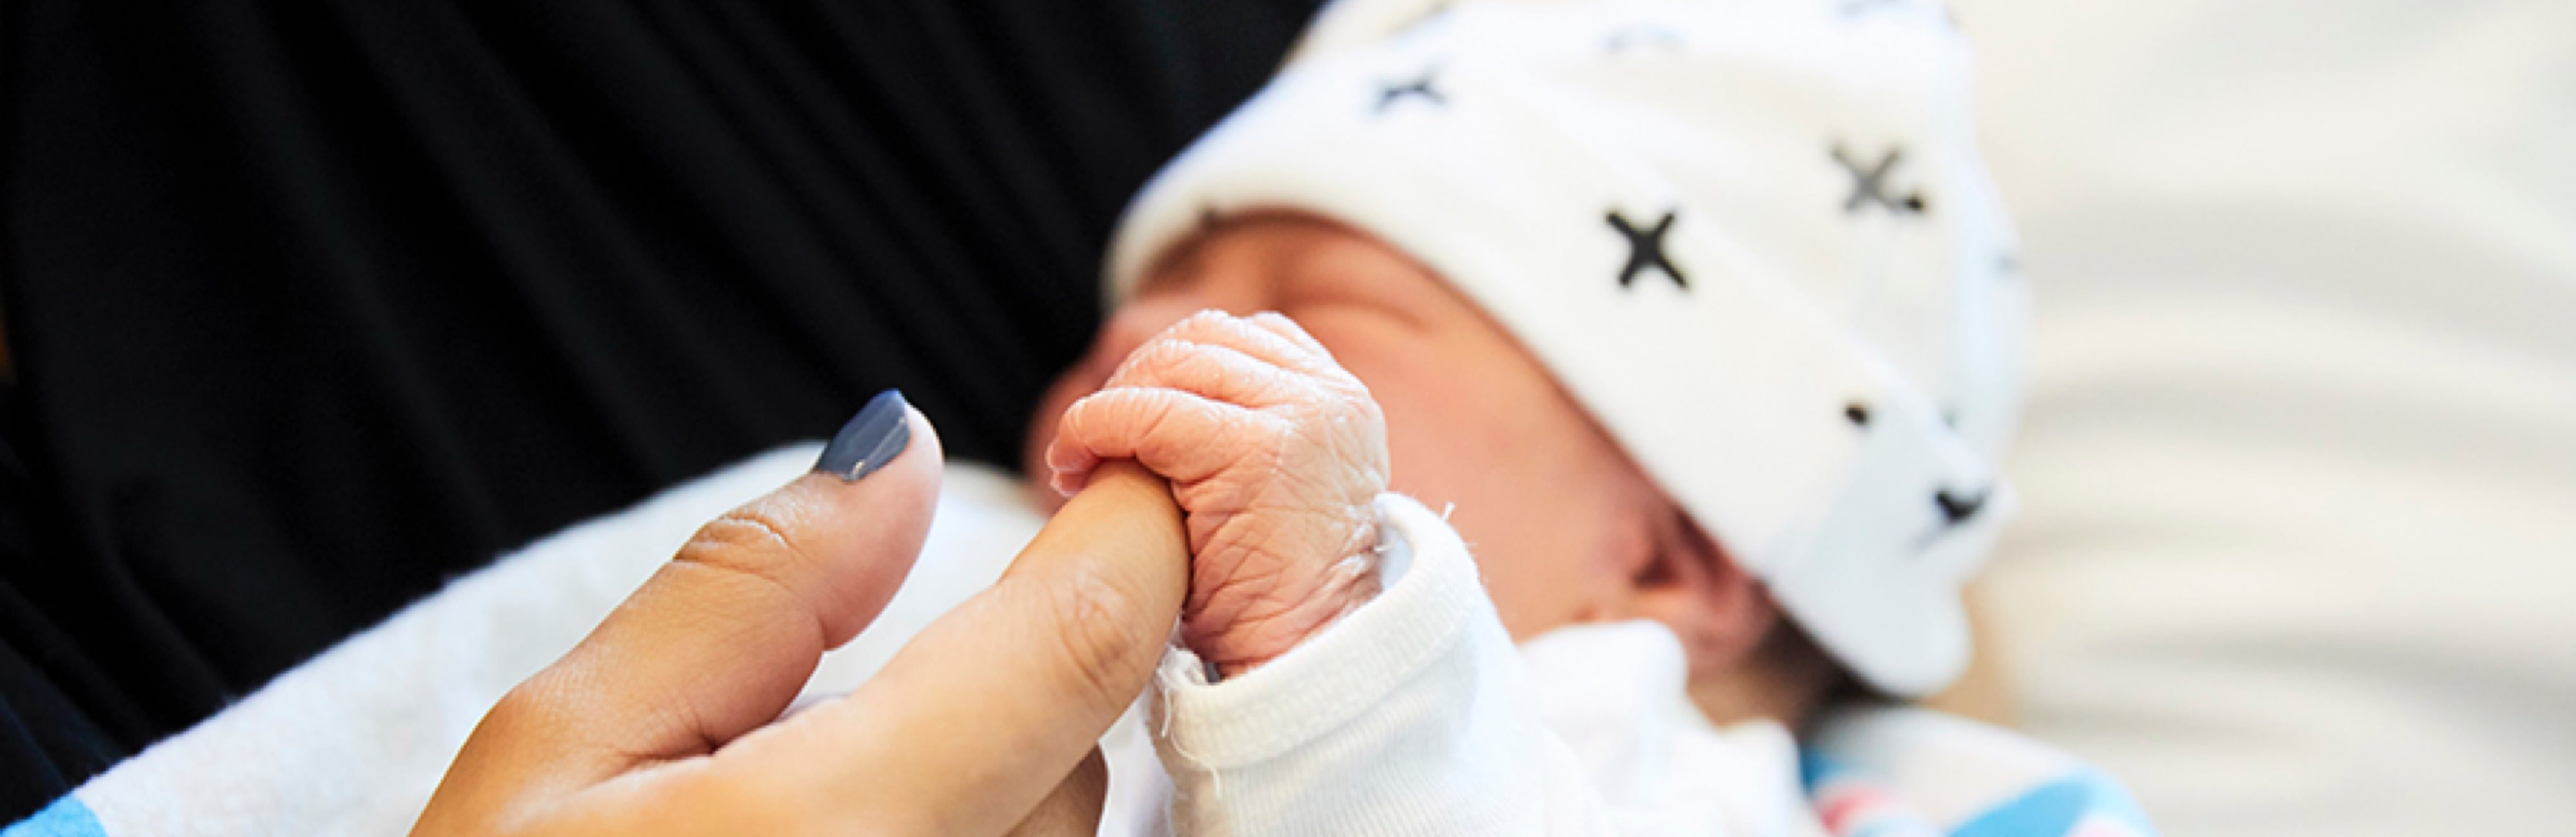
1048, 311, 1616, 834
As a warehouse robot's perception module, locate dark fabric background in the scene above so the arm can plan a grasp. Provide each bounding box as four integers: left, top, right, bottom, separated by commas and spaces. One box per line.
0, 0, 1317, 815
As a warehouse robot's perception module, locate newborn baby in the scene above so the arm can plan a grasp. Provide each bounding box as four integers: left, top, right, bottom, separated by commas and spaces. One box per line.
1034, 229, 1844, 720
1023, 238, 2031, 834
999, 0, 2152, 832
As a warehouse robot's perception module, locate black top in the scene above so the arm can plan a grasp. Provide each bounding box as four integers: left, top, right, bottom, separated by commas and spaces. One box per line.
0, 0, 1316, 815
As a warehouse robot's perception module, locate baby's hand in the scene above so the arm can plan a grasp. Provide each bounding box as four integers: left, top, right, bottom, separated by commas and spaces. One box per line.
1047, 310, 1389, 677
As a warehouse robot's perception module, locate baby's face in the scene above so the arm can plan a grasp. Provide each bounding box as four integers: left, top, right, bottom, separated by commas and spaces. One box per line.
1027, 215, 1763, 662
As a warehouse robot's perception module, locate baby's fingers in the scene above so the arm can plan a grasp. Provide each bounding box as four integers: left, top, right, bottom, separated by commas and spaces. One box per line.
1106, 337, 1329, 412
1240, 311, 1338, 362
1049, 387, 1280, 494
1127, 310, 1343, 381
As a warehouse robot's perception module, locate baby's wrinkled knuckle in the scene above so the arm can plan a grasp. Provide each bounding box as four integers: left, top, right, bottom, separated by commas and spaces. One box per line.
1083, 387, 1166, 429
1111, 339, 1186, 382
1354, 399, 1388, 429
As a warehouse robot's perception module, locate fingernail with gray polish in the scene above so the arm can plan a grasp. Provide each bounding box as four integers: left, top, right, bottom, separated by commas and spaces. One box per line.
817, 389, 911, 482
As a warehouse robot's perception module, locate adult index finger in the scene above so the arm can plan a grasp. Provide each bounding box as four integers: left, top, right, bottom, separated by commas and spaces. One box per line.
661, 460, 1187, 836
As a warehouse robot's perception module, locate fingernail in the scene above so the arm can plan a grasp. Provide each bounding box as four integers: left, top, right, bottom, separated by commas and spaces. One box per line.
817, 390, 912, 482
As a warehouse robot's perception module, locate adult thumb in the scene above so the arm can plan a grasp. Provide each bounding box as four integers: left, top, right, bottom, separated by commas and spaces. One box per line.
444, 390, 943, 795
695, 459, 1188, 836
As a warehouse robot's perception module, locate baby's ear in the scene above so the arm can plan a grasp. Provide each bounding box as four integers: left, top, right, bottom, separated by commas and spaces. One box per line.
1627, 522, 1779, 681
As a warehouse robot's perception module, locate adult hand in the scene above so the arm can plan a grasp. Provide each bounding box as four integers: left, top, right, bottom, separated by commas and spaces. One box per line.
413, 393, 1188, 836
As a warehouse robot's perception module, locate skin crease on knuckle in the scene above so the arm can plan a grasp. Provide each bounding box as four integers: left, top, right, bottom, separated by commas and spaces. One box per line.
1023, 214, 1730, 677
1021, 567, 1163, 715
1133, 340, 1311, 410
681, 510, 810, 597
1112, 338, 1206, 385
1188, 317, 1319, 373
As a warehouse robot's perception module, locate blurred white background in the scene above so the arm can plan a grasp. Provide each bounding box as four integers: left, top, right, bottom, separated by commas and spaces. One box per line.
1955, 1, 2576, 834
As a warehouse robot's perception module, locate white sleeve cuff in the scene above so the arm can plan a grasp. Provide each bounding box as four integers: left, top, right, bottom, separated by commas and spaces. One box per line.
1150, 492, 1481, 767
1146, 493, 1612, 835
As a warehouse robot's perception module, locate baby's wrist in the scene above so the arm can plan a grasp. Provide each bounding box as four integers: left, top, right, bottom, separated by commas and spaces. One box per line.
1191, 513, 1387, 679
1208, 552, 1381, 679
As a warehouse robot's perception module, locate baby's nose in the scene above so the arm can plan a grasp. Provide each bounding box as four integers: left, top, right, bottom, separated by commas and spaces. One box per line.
1933, 487, 1988, 526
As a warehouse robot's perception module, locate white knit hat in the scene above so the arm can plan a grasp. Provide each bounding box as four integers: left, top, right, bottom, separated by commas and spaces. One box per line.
1104, 0, 2025, 697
